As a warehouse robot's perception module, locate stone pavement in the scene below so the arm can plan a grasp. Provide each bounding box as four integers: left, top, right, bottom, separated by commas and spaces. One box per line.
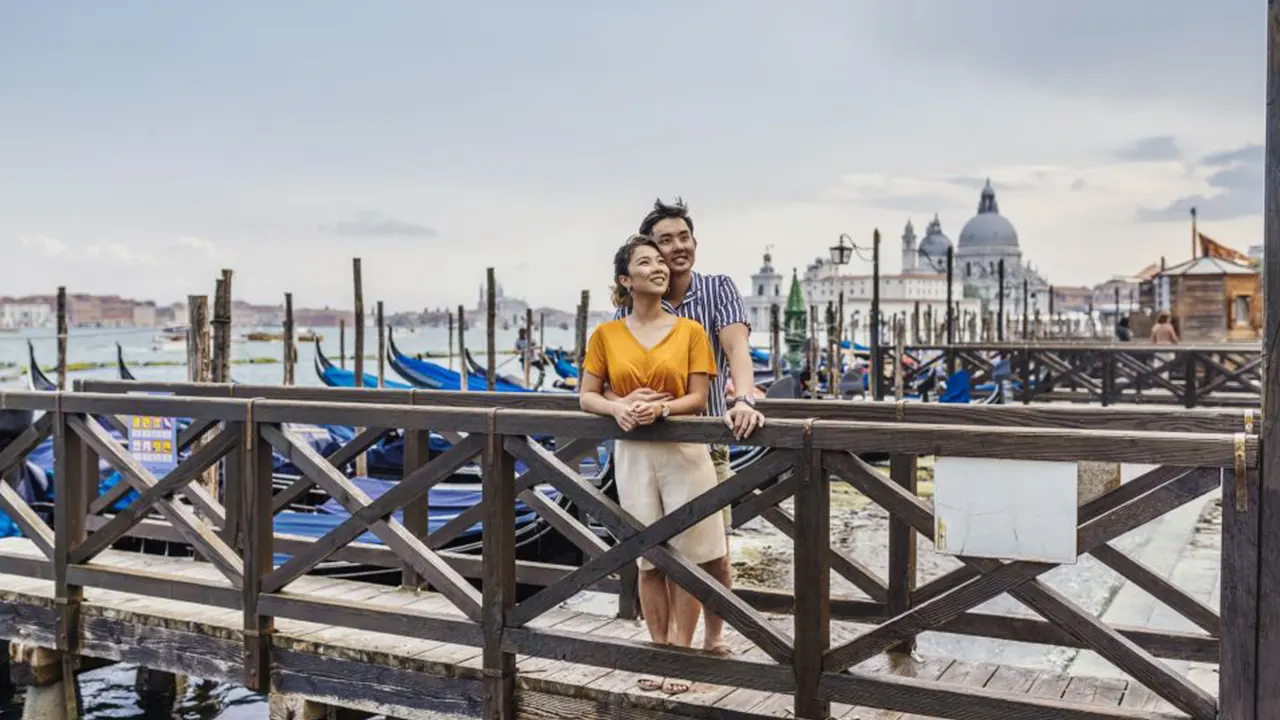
1065, 467, 1221, 694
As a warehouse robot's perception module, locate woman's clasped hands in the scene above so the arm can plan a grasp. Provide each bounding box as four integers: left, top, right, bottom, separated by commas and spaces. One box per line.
609, 388, 673, 431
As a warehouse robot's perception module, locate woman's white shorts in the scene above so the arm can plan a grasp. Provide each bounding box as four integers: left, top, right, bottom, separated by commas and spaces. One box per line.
614, 439, 727, 571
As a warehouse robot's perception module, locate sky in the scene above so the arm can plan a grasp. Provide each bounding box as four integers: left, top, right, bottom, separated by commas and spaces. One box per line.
0, 1, 1268, 313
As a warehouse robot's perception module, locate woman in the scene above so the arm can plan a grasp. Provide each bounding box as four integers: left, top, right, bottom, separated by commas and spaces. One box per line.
579, 234, 726, 695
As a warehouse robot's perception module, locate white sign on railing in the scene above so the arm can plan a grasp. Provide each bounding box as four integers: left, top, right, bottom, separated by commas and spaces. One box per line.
933, 456, 1079, 565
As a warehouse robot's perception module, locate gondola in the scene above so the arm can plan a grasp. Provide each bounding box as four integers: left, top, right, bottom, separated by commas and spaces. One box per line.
386, 328, 541, 392
314, 338, 413, 390
115, 343, 137, 381
26, 341, 56, 392
91, 345, 618, 583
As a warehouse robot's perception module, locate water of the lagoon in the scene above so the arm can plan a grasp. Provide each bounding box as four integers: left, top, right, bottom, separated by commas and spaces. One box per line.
0, 323, 785, 718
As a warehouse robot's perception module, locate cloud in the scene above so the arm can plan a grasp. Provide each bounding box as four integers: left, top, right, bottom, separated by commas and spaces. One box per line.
1136, 143, 1262, 222
172, 236, 217, 255
1111, 136, 1181, 162
330, 212, 439, 239
20, 235, 69, 257
85, 240, 157, 266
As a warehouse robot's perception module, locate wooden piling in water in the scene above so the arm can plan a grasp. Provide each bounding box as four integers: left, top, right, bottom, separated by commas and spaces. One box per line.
339, 318, 346, 369
575, 290, 589, 380
486, 268, 496, 392
770, 303, 781, 381
457, 305, 468, 393
211, 270, 232, 384
376, 301, 385, 389
54, 287, 66, 391
524, 308, 533, 388
283, 293, 295, 386
353, 259, 367, 477
447, 312, 455, 370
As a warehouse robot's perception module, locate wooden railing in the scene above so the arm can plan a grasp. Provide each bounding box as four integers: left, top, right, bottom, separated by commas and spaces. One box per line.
0, 382, 1259, 719
877, 342, 1262, 408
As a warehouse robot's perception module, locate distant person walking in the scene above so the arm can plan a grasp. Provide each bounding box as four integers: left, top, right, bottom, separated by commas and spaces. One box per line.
1115, 316, 1132, 342
1150, 313, 1180, 344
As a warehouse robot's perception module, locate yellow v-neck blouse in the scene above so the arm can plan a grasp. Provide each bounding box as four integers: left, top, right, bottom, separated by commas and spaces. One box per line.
583, 317, 717, 403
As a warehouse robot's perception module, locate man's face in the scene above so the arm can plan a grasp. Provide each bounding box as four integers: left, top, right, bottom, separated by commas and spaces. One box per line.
650, 217, 696, 274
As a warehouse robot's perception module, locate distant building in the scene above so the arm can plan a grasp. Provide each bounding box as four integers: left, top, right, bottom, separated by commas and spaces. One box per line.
951, 180, 1050, 313
743, 249, 784, 330
0, 300, 52, 329
474, 283, 531, 328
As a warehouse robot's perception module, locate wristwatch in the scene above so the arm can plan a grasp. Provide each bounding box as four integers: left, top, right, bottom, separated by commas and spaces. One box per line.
732, 395, 756, 408
660, 402, 671, 418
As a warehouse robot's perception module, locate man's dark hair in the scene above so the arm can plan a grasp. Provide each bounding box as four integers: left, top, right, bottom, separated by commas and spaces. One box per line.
638, 197, 694, 237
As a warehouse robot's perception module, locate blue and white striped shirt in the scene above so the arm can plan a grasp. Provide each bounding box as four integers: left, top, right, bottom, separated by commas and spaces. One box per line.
614, 271, 749, 417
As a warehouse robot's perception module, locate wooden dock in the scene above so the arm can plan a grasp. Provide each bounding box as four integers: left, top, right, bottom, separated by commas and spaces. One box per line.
0, 538, 1196, 719
0, 381, 1264, 719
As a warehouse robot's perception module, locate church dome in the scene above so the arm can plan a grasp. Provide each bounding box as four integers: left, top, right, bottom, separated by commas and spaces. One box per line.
917, 214, 951, 269
958, 179, 1019, 251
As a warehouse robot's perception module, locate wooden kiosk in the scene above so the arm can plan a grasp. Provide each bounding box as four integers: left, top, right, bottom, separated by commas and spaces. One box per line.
1155, 255, 1260, 342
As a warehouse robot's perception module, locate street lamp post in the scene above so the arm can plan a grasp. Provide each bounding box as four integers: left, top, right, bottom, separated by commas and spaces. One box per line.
830, 231, 880, 399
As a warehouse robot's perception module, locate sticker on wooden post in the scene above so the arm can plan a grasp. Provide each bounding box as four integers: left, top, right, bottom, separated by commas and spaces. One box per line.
933, 456, 1078, 565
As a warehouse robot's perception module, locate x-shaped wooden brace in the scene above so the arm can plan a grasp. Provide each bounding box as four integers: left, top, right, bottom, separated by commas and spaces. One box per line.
1197, 353, 1262, 396
90, 416, 224, 516
424, 437, 608, 558
505, 437, 795, 664
270, 425, 395, 514
1112, 352, 1183, 397
1034, 350, 1105, 398
67, 414, 244, 588
0, 413, 55, 558
730, 473, 888, 602
823, 451, 1220, 720
260, 424, 484, 621
71, 421, 241, 565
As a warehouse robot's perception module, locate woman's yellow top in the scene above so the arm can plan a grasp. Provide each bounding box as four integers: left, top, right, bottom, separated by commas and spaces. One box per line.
583, 316, 717, 402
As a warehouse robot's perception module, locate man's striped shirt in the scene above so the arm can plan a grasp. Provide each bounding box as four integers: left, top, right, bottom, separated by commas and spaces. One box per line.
614, 271, 749, 417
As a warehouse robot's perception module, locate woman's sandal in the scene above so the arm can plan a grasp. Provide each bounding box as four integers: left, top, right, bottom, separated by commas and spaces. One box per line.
637, 677, 665, 692
662, 679, 690, 695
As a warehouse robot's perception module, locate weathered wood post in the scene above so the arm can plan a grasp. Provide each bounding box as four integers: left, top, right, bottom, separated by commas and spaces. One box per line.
376, 301, 386, 389
339, 318, 346, 369
538, 311, 545, 348
826, 301, 838, 398
524, 308, 534, 388
51, 390, 91, 719
244, 412, 276, 696
353, 259, 367, 477
888, 450, 917, 657
486, 268, 497, 392
282, 293, 295, 386
1250, 3, 1280, 717
55, 287, 67, 391
893, 317, 905, 400
770, 303, 782, 380
185, 296, 217, 500
447, 311, 455, 370
211, 271, 232, 384
869, 229, 883, 400
575, 291, 589, 380
793, 430, 829, 719
482, 414, 516, 720
458, 305, 468, 393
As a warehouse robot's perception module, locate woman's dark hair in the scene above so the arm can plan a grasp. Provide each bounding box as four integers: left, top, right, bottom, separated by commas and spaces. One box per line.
1157, 312, 1171, 323
611, 234, 661, 309
638, 197, 694, 236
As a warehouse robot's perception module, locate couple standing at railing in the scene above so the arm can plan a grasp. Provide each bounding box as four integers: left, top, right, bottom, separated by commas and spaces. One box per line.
578, 198, 766, 695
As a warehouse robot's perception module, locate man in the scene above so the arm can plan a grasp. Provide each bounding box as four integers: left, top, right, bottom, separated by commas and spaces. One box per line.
609, 197, 765, 656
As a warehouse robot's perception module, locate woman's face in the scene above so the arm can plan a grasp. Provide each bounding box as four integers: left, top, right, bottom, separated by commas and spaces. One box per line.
621, 244, 669, 297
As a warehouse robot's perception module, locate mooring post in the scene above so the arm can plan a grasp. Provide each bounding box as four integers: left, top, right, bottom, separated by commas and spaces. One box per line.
283, 293, 295, 386
447, 312, 455, 371
376, 300, 385, 389
575, 291, 589, 380
1251, 3, 1280, 717
211, 270, 232, 384
339, 318, 346, 369
54, 287, 67, 391
486, 268, 496, 392
524, 308, 533, 388
353, 258, 367, 477
458, 305, 468, 393
770, 304, 782, 380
